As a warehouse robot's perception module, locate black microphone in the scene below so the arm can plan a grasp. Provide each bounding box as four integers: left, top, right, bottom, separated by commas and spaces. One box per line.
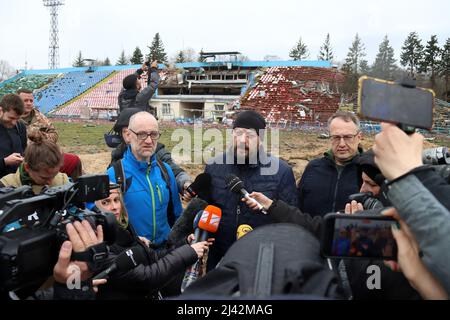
93, 245, 146, 280
167, 197, 208, 244
185, 173, 212, 201
225, 174, 268, 214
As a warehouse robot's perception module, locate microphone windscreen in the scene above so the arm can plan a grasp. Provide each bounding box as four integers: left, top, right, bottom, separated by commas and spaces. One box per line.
224, 174, 244, 194
167, 197, 208, 244
198, 205, 222, 233
115, 246, 147, 272
190, 173, 212, 193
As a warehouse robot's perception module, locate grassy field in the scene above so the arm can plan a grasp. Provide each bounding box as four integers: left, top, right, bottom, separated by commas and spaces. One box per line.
53, 120, 449, 179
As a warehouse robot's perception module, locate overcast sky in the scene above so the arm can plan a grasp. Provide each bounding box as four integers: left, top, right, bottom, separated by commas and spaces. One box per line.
1, 0, 449, 70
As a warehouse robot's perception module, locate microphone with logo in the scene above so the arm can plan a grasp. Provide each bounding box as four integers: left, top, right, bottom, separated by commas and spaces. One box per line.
93, 245, 146, 280
225, 174, 268, 214
181, 205, 222, 292
236, 224, 253, 240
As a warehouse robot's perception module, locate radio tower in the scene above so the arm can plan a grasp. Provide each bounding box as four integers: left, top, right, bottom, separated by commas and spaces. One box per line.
43, 0, 64, 69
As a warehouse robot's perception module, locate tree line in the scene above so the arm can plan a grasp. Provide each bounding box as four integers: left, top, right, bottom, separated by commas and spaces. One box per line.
289, 32, 450, 100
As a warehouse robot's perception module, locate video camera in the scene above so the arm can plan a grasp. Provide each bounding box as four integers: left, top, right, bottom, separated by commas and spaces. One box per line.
0, 174, 118, 294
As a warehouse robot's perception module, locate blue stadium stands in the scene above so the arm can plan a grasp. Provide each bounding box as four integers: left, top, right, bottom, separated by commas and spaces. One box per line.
33, 70, 113, 114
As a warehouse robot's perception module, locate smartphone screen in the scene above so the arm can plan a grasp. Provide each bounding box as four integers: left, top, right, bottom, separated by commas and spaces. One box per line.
358, 76, 434, 130
322, 215, 397, 260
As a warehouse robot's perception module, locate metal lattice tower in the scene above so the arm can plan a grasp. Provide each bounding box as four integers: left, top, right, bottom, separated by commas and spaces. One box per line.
43, 0, 64, 69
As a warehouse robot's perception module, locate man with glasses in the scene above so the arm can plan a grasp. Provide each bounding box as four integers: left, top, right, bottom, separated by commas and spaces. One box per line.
297, 111, 362, 217
106, 111, 182, 245
203, 110, 298, 270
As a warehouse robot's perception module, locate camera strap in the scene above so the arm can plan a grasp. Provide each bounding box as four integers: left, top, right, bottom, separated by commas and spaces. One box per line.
71, 242, 110, 271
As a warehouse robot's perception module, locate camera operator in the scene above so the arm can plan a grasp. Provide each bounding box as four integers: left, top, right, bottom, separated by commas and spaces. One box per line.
373, 122, 450, 296
52, 221, 106, 300
91, 186, 212, 299
242, 157, 422, 300
0, 130, 68, 194
118, 61, 159, 115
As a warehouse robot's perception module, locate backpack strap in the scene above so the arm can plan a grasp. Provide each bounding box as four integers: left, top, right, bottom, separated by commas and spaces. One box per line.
112, 160, 127, 193
253, 242, 274, 297
156, 159, 175, 227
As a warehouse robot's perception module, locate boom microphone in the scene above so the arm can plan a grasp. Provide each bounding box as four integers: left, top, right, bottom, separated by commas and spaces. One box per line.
93, 245, 146, 280
225, 174, 268, 214
167, 197, 208, 244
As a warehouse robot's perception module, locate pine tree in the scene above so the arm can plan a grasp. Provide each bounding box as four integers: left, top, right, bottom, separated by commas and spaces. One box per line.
342, 34, 368, 92
147, 33, 168, 63
73, 51, 85, 67
130, 47, 144, 65
371, 35, 397, 80
318, 33, 334, 61
289, 37, 309, 61
359, 60, 370, 76
439, 38, 450, 101
103, 57, 111, 66
116, 50, 128, 65
421, 35, 441, 89
400, 32, 424, 76
175, 50, 186, 63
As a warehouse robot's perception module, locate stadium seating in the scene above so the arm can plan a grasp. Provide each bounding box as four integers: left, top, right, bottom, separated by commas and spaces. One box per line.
33, 70, 113, 114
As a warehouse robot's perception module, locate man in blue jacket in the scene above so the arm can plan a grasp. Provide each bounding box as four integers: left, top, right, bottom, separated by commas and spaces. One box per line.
204, 110, 298, 270
107, 111, 182, 244
297, 111, 362, 217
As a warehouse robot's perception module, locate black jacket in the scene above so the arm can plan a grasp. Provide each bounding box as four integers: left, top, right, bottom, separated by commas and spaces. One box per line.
268, 199, 421, 300
0, 121, 27, 179
96, 226, 198, 300
204, 151, 298, 270
297, 152, 361, 217
118, 68, 159, 113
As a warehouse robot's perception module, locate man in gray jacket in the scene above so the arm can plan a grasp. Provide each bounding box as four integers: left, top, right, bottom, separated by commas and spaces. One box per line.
373, 122, 450, 296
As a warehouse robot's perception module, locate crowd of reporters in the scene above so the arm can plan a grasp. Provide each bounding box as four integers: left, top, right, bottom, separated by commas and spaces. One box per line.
0, 69, 449, 300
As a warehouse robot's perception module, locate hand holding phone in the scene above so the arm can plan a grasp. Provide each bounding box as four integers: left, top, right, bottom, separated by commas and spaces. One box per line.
321, 211, 398, 260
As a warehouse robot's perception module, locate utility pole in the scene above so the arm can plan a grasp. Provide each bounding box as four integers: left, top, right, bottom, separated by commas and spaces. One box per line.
43, 0, 65, 69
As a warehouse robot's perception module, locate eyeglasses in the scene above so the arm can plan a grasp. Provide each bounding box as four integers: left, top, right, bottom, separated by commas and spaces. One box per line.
233, 128, 258, 138
129, 129, 160, 141
329, 133, 359, 144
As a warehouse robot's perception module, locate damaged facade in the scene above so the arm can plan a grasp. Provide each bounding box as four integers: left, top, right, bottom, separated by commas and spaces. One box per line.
151, 52, 338, 124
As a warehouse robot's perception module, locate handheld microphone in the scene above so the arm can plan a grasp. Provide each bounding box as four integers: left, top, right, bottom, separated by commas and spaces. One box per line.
181, 205, 222, 292
93, 245, 146, 280
237, 224, 253, 240
192, 205, 222, 243
225, 174, 268, 214
185, 173, 212, 200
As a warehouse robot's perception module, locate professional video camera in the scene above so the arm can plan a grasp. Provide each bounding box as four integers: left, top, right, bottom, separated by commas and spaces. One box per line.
0, 174, 118, 294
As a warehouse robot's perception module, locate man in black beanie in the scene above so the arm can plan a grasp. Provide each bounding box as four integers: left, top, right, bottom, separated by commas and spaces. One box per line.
202, 109, 298, 270
117, 61, 159, 115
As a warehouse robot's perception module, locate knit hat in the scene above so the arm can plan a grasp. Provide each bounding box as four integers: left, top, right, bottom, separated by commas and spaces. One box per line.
233, 110, 266, 135
123, 74, 138, 90
357, 149, 385, 186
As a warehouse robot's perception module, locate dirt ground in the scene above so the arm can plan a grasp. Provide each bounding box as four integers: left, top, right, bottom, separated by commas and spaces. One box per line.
75, 132, 439, 183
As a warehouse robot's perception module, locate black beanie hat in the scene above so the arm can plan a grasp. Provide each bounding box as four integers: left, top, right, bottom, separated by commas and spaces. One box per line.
123, 74, 138, 90
233, 110, 266, 134
358, 149, 385, 186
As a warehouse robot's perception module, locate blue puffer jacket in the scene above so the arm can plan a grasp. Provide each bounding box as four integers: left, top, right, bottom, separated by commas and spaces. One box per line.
204, 151, 298, 269
107, 147, 182, 244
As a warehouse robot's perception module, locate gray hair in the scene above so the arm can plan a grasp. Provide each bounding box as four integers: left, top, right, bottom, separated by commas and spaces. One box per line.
128, 111, 157, 130
327, 110, 360, 131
